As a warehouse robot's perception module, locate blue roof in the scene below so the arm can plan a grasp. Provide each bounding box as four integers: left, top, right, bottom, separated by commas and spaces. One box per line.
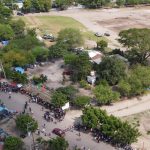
15, 67, 24, 74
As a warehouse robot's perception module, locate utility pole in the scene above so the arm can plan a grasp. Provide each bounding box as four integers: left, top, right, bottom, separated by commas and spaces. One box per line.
0, 60, 6, 79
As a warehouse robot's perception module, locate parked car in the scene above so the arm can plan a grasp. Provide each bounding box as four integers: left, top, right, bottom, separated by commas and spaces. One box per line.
52, 128, 65, 137
95, 32, 103, 37
17, 11, 24, 16
73, 47, 84, 52
104, 32, 110, 36
42, 34, 54, 40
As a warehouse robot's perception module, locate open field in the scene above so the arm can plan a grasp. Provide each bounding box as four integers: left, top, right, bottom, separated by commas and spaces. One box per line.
19, 6, 150, 49
15, 15, 105, 48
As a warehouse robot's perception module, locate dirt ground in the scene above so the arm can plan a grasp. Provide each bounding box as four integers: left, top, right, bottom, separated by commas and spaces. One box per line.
123, 110, 150, 150
28, 59, 64, 89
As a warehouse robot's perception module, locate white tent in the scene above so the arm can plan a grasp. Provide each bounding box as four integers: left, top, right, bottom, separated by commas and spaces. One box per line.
62, 102, 70, 110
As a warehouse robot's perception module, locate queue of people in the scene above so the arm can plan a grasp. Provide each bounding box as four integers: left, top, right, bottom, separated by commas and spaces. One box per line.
0, 82, 66, 121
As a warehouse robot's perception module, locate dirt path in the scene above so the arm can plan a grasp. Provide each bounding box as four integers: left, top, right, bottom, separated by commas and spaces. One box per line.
102, 94, 150, 117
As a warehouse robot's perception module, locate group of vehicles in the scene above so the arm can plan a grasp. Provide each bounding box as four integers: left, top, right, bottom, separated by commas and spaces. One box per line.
95, 32, 110, 37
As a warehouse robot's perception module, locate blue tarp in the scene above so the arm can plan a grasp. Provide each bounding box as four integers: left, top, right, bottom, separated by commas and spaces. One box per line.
15, 67, 24, 74
0, 106, 8, 112
2, 41, 9, 46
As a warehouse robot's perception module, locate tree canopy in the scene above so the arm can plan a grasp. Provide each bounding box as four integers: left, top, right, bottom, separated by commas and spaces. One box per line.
51, 91, 68, 107
55, 0, 73, 10
79, 0, 111, 8
32, 46, 49, 62
0, 2, 12, 23
23, 0, 51, 13
82, 107, 140, 146
37, 137, 69, 150
48, 137, 69, 150
9, 19, 25, 38
97, 56, 126, 85
119, 28, 150, 65
56, 86, 77, 102
4, 136, 23, 150
74, 96, 90, 108
64, 52, 92, 82
0, 24, 14, 41
57, 28, 84, 50
93, 82, 120, 105
16, 114, 38, 133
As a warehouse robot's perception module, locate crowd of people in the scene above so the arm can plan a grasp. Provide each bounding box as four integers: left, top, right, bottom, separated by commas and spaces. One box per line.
0, 82, 66, 121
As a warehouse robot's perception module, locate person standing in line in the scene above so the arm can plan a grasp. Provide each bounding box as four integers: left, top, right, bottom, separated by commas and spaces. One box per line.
29, 107, 32, 112
8, 91, 11, 99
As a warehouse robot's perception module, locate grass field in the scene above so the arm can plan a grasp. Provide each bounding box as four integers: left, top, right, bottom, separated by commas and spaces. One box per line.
15, 15, 106, 43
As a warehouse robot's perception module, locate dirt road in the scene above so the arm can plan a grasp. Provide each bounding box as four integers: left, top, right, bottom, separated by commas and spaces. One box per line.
102, 94, 150, 117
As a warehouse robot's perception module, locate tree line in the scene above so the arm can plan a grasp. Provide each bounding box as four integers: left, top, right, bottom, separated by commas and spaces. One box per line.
82, 107, 140, 146
3, 0, 150, 13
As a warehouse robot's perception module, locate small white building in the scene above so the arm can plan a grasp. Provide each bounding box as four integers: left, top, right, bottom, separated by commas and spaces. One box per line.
87, 71, 96, 85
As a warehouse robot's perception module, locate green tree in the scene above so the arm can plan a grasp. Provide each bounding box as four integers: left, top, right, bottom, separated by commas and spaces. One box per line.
116, 0, 125, 6
118, 28, 150, 65
79, 0, 110, 8
43, 0, 51, 11
49, 42, 68, 59
32, 74, 47, 85
22, 0, 32, 13
97, 40, 108, 52
94, 83, 120, 105
51, 91, 68, 107
55, 0, 73, 10
97, 56, 126, 85
57, 28, 84, 50
2, 51, 28, 67
0, 3, 12, 23
16, 114, 38, 133
48, 137, 69, 150
56, 86, 77, 101
9, 19, 25, 38
4, 136, 23, 150
5, 34, 43, 51
27, 28, 37, 37
118, 79, 131, 97
128, 74, 144, 96
74, 96, 90, 108
64, 52, 92, 82
32, 46, 49, 62
11, 72, 28, 84
0, 24, 14, 40
82, 107, 140, 146
130, 65, 150, 89
36, 137, 68, 150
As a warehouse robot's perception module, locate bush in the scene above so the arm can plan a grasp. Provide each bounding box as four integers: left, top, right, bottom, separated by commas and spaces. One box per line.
4, 136, 23, 150
74, 96, 90, 108
32, 74, 47, 85
93, 83, 120, 105
79, 80, 91, 90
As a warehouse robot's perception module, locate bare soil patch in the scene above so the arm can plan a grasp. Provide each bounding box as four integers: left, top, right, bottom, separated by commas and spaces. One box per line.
123, 111, 150, 150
